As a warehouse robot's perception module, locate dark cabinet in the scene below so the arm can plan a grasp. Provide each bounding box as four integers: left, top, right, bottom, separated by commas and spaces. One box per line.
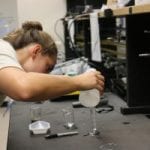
126, 13, 150, 107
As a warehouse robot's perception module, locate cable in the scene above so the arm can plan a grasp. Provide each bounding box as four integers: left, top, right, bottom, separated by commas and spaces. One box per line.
54, 18, 67, 61
68, 13, 101, 62
67, 14, 89, 58
54, 19, 65, 45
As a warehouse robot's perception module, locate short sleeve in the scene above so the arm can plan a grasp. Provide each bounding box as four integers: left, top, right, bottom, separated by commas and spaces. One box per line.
0, 39, 23, 70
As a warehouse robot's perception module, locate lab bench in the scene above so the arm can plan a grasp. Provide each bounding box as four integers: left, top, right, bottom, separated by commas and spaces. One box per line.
7, 93, 150, 150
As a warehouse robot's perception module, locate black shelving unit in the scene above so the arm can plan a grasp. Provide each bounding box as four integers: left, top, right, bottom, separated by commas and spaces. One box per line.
65, 3, 150, 114
121, 13, 150, 114
63, 19, 91, 61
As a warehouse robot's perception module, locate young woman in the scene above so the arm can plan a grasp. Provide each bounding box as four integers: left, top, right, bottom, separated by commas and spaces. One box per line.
0, 21, 104, 105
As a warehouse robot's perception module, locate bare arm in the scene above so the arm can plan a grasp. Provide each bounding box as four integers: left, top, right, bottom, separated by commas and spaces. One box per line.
0, 67, 104, 102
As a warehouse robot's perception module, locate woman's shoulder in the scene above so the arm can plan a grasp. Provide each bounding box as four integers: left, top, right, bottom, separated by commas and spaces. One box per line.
0, 39, 15, 54
0, 39, 12, 47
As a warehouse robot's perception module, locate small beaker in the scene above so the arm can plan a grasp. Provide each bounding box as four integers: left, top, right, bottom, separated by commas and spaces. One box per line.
30, 104, 42, 122
62, 107, 77, 129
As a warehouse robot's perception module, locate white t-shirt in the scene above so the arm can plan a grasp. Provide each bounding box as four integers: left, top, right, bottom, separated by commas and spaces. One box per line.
0, 39, 23, 106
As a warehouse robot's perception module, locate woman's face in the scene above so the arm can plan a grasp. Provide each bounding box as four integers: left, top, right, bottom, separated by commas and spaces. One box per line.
31, 54, 57, 73
19, 44, 57, 73
24, 52, 57, 73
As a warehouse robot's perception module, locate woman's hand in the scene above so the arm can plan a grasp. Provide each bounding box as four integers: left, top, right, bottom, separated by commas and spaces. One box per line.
73, 70, 105, 94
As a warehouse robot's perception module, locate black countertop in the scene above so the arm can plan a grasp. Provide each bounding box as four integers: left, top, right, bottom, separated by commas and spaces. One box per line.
7, 93, 150, 150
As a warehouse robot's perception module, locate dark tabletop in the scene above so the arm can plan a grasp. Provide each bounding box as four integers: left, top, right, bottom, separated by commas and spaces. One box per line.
7, 93, 150, 150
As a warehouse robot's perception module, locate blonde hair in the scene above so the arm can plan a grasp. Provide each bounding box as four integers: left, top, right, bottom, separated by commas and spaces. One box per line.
3, 21, 57, 56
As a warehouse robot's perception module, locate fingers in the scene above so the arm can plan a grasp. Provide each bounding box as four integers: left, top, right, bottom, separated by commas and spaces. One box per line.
95, 82, 104, 95
97, 79, 105, 93
96, 74, 105, 82
83, 69, 105, 93
95, 71, 105, 95
94, 71, 105, 84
